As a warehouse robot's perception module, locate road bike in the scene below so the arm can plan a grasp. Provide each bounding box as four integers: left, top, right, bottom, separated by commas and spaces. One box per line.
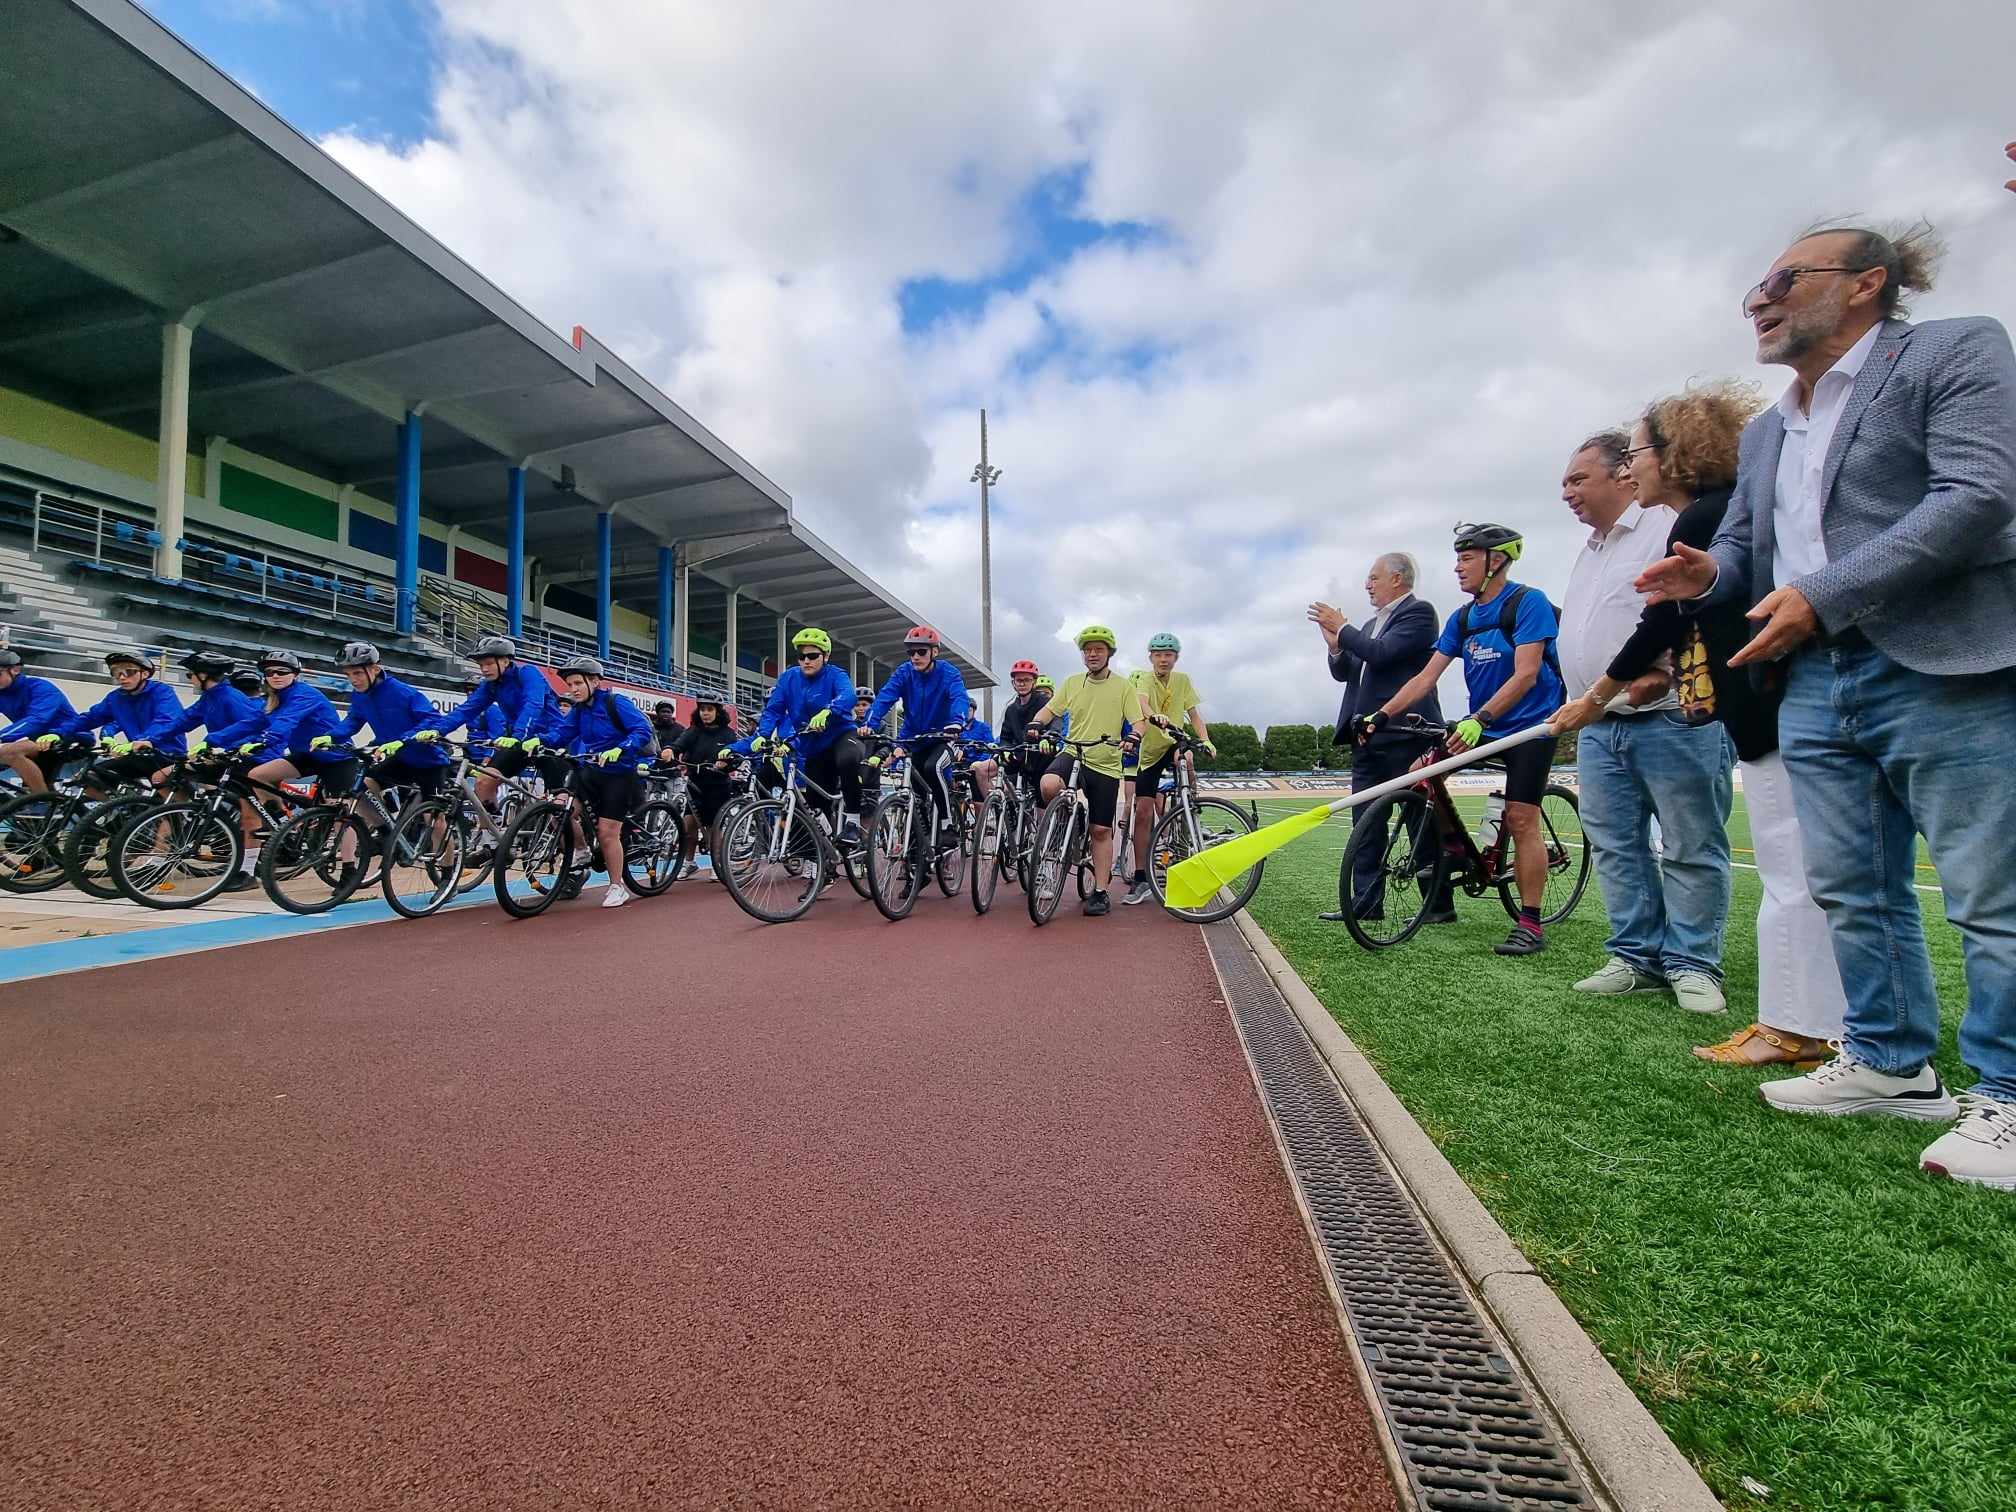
1141, 726, 1264, 923
864, 730, 973, 922
715, 733, 881, 924
1025, 735, 1126, 927
491, 754, 686, 919
1337, 715, 1591, 950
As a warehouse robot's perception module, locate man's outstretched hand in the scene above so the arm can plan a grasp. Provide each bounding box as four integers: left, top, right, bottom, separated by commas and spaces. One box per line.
1635, 542, 1718, 604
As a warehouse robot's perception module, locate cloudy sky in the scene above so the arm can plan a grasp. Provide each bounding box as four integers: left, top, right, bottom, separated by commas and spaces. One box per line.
146, 0, 2016, 725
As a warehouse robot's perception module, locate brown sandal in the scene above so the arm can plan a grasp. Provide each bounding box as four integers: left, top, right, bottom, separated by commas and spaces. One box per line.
1692, 1023, 1830, 1068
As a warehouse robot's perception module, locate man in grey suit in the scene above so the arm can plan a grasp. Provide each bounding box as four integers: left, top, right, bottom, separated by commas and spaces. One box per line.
1640, 221, 2016, 1192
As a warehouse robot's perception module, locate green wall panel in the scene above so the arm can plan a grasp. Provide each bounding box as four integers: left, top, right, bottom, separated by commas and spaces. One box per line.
219, 463, 339, 541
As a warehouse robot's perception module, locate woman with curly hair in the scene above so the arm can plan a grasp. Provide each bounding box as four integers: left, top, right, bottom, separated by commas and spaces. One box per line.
1563, 380, 1847, 1067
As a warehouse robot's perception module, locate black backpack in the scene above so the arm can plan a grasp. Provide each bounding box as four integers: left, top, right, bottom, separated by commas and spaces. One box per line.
1457, 585, 1564, 687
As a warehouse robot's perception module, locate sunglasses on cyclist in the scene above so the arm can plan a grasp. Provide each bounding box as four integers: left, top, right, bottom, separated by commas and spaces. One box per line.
907, 647, 933, 658
1742, 265, 1869, 314
797, 649, 824, 661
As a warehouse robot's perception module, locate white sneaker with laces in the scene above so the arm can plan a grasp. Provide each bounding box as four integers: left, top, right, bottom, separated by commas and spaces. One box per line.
1919, 1093, 2016, 1190
1668, 972, 1727, 1016
1573, 959, 1666, 996
1760, 1046, 1959, 1121
600, 883, 631, 909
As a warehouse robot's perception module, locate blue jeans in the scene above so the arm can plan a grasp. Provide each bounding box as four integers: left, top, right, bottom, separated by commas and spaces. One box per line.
1780, 640, 2016, 1099
1576, 714, 1733, 979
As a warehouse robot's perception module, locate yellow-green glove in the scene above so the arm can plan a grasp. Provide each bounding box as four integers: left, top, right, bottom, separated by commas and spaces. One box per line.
494, 736, 520, 750
33, 733, 60, 749
377, 740, 404, 758
808, 710, 830, 732
309, 734, 333, 750
104, 736, 133, 756
749, 735, 770, 753
1453, 717, 1485, 749
188, 738, 208, 756
864, 754, 883, 770
521, 737, 542, 753
413, 729, 439, 744
598, 747, 622, 765
236, 741, 262, 756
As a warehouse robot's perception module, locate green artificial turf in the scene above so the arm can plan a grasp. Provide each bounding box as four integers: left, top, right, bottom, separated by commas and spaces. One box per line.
1244, 791, 2016, 1512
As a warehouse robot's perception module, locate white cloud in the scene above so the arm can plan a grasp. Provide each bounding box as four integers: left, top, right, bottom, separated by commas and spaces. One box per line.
319, 0, 2016, 725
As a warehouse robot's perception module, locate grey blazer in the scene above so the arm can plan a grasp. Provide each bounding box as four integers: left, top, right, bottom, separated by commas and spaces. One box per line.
1702, 316, 2016, 675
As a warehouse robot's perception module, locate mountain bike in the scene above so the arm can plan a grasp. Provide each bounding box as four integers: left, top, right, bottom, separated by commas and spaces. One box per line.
379, 745, 547, 919
60, 755, 200, 899
108, 754, 312, 909
970, 740, 1047, 915
716, 733, 880, 924
864, 729, 971, 922
0, 740, 146, 896
491, 754, 685, 919
1337, 715, 1591, 950
258, 748, 416, 914
1141, 726, 1264, 923
1026, 735, 1126, 927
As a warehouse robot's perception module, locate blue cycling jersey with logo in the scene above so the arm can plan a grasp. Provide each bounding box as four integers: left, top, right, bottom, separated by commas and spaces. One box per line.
1433, 580, 1564, 734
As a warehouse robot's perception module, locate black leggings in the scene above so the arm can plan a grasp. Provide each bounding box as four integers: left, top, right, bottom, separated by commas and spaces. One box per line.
804, 733, 867, 814
686, 766, 736, 826
905, 736, 955, 824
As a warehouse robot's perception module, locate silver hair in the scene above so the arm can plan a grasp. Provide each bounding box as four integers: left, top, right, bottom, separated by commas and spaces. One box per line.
1374, 552, 1417, 588
1577, 430, 1632, 475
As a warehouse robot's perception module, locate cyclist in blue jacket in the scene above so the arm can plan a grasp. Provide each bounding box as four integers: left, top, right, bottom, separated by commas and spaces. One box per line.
158, 649, 261, 780
48, 647, 187, 793
549, 655, 654, 908
0, 648, 81, 793
960, 711, 998, 803
466, 698, 507, 765
205, 649, 354, 885
415, 634, 564, 806
752, 626, 866, 840
316, 641, 451, 799
861, 624, 969, 842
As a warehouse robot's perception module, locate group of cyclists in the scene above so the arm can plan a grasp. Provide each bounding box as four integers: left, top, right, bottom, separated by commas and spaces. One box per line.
0, 613, 1218, 921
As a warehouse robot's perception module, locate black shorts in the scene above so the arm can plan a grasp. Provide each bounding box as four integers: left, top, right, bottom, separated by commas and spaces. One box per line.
574, 763, 640, 821
1044, 754, 1122, 828
1131, 749, 1177, 801
1494, 733, 1556, 807
487, 743, 573, 792
370, 754, 445, 798
86, 752, 166, 788
299, 752, 365, 797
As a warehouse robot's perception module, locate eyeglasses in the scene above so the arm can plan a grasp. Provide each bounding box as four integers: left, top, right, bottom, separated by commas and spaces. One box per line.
796, 650, 824, 661
1622, 443, 1661, 460
1742, 265, 1868, 314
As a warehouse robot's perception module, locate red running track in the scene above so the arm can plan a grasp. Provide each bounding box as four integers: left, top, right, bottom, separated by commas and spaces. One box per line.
1, 881, 1396, 1511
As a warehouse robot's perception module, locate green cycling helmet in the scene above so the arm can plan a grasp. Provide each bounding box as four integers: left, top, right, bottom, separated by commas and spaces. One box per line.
1074, 623, 1117, 650
1147, 632, 1181, 653
790, 626, 833, 655
1033, 675, 1056, 691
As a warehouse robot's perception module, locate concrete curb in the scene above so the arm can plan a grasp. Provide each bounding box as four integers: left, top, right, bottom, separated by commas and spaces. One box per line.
1229, 909, 1724, 1512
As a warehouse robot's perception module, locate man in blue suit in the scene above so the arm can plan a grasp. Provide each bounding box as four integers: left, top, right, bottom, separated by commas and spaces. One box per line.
1641, 221, 2016, 1191
1308, 552, 1446, 924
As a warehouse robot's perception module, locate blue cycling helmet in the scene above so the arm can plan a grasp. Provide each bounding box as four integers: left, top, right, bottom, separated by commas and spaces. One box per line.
1147, 632, 1181, 653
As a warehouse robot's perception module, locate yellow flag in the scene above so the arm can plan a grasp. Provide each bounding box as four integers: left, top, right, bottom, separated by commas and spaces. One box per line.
1165, 802, 1330, 910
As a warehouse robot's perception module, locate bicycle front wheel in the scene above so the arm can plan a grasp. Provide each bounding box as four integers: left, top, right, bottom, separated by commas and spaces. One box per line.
865, 791, 924, 921
934, 814, 969, 898
0, 791, 77, 895
381, 798, 467, 919
63, 793, 156, 899
261, 808, 374, 914
622, 799, 690, 897
1149, 797, 1264, 924
1339, 791, 1447, 949
971, 790, 1006, 915
494, 800, 576, 918
1498, 784, 1591, 925
1027, 801, 1079, 927
111, 800, 241, 908
719, 798, 827, 923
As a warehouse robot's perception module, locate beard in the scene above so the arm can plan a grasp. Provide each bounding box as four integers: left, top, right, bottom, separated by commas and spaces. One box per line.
1757, 282, 1852, 364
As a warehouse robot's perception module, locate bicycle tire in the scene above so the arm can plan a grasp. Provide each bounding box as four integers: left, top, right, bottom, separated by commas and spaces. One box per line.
934, 817, 969, 898
1336, 791, 1447, 949
971, 789, 1006, 915
261, 808, 374, 914
1496, 784, 1591, 926
1148, 797, 1265, 924
381, 798, 468, 919
110, 799, 241, 909
622, 799, 690, 897
0, 790, 80, 895
494, 799, 576, 918
62, 792, 156, 899
719, 798, 828, 923
864, 791, 925, 921
1027, 801, 1079, 927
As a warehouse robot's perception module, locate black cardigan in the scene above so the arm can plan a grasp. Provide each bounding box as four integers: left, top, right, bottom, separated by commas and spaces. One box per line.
1604, 487, 1779, 762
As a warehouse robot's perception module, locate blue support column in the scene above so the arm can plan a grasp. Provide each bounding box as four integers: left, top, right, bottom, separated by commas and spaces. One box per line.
656, 544, 675, 678
594, 510, 613, 659
506, 466, 526, 637
394, 412, 421, 634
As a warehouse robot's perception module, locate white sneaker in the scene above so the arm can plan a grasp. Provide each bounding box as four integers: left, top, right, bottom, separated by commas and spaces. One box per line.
1760, 1047, 1960, 1122
600, 883, 631, 909
1669, 972, 1727, 1016
1573, 959, 1666, 996
1919, 1093, 2016, 1190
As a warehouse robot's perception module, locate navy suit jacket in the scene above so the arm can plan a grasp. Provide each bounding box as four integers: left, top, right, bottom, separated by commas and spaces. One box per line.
1328, 595, 1443, 746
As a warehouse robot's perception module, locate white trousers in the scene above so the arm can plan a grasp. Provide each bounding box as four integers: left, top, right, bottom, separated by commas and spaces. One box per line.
1742, 751, 1849, 1040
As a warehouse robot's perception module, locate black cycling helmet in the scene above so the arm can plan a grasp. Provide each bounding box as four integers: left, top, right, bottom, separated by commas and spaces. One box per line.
1451, 521, 1525, 560
472, 635, 516, 660
336, 640, 381, 668
258, 648, 303, 673
180, 648, 236, 677
0, 649, 23, 671
229, 666, 263, 694
558, 654, 604, 679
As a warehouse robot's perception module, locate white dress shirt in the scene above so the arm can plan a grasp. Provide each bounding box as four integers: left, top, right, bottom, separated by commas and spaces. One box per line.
1561, 501, 1681, 709
1364, 592, 1411, 640
1772, 322, 1882, 589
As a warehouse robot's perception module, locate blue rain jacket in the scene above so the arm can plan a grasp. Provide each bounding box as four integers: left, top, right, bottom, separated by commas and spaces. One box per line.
333, 671, 450, 765
0, 675, 77, 743
207, 679, 344, 762
960, 717, 996, 764
864, 658, 970, 740
165, 683, 261, 744
552, 688, 653, 763
465, 703, 507, 758
426, 660, 559, 743
754, 664, 857, 757
56, 678, 188, 756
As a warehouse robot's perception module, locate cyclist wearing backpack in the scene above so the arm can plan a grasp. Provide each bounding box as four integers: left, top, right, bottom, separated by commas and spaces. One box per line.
861, 626, 969, 845
415, 635, 565, 805
550, 656, 654, 908
1361, 523, 1566, 957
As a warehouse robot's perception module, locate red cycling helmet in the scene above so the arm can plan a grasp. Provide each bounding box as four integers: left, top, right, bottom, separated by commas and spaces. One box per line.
1010, 659, 1039, 676
903, 625, 942, 650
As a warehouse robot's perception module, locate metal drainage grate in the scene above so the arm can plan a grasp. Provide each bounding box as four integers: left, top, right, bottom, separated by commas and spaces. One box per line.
1205, 922, 1597, 1512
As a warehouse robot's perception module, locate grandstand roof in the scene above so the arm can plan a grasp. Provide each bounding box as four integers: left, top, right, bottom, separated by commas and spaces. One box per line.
0, 0, 990, 684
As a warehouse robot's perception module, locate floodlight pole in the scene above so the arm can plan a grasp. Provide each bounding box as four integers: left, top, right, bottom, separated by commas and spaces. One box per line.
970, 411, 1001, 723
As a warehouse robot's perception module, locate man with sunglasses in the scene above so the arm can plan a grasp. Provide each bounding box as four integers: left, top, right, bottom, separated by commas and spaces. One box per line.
0, 649, 80, 794
747, 626, 865, 841
861, 626, 970, 848
1639, 222, 2016, 1192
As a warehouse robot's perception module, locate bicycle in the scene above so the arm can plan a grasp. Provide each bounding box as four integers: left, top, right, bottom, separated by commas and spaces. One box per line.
1025, 735, 1127, 927
257, 747, 419, 914
107, 753, 313, 909
491, 753, 686, 919
378, 745, 547, 919
969, 740, 1046, 915
61, 753, 200, 900
715, 733, 881, 924
1141, 726, 1264, 923
0, 740, 143, 896
1337, 715, 1591, 950
864, 729, 972, 922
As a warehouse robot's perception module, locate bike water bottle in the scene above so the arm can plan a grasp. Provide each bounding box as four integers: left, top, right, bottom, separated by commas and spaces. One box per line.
1478, 794, 1506, 850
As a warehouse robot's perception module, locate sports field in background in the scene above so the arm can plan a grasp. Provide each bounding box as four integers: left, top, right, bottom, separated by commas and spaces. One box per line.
1246, 790, 2013, 1512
